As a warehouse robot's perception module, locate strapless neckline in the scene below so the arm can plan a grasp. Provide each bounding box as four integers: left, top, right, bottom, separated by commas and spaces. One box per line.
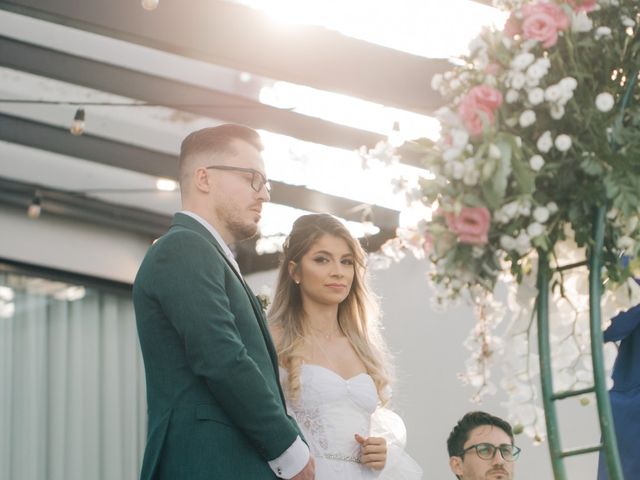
302, 363, 370, 383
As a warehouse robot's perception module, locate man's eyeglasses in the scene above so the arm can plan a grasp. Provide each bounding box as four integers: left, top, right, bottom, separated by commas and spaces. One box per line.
459, 443, 521, 462
206, 165, 271, 193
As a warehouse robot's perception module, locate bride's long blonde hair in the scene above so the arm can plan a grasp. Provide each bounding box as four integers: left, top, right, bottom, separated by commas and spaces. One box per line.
268, 213, 392, 405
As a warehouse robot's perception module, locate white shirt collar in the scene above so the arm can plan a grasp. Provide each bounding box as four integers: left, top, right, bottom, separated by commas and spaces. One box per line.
179, 210, 241, 275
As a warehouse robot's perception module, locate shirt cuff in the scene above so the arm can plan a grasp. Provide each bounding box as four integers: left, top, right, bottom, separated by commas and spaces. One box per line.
268, 436, 310, 479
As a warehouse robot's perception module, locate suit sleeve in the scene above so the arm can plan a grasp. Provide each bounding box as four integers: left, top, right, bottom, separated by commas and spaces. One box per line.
604, 304, 640, 343
150, 230, 300, 460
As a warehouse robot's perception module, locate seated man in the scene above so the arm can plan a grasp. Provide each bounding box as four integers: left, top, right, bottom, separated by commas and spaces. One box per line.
447, 411, 521, 480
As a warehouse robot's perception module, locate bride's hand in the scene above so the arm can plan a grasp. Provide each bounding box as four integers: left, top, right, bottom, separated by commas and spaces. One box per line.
355, 434, 387, 470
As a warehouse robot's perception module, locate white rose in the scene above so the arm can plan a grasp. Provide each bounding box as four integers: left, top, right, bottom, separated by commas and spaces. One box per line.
545, 85, 563, 102
621, 16, 635, 28
550, 103, 566, 120
500, 235, 516, 251
528, 88, 545, 105
511, 52, 535, 71
431, 74, 444, 91
537, 131, 553, 153
555, 134, 572, 152
533, 206, 550, 223
506, 89, 520, 103
595, 92, 615, 112
450, 79, 461, 90
525, 76, 540, 88
510, 72, 526, 90
595, 27, 612, 40
519, 110, 536, 128
572, 11, 593, 32
546, 202, 558, 214
529, 154, 545, 171
527, 222, 546, 238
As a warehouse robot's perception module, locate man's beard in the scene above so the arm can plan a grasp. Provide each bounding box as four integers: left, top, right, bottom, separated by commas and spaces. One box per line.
226, 217, 258, 242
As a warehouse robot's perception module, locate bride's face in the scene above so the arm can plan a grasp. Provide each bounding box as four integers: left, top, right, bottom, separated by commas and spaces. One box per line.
289, 234, 355, 307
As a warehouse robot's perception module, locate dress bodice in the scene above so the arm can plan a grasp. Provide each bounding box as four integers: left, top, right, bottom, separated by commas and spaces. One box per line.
285, 364, 378, 458
280, 364, 423, 479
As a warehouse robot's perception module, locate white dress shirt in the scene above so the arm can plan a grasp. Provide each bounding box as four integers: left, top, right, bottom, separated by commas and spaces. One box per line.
179, 210, 310, 478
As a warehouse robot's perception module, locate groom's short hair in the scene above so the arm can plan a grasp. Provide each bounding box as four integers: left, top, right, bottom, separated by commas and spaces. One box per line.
447, 411, 514, 458
178, 124, 263, 193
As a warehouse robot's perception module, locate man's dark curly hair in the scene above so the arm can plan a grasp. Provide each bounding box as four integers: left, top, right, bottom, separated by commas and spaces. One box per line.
447, 411, 514, 458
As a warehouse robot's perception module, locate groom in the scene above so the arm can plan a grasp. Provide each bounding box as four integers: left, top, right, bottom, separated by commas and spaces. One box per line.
133, 124, 314, 479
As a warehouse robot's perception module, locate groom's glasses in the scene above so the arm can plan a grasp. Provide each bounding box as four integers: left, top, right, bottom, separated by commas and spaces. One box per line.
206, 165, 271, 193
460, 443, 521, 462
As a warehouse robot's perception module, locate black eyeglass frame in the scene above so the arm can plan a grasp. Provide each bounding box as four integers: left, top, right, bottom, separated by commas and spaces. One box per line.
459, 443, 521, 462
205, 165, 271, 193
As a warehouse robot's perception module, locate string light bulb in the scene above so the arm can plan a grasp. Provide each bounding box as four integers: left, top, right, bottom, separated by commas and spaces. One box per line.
27, 192, 42, 219
70, 108, 85, 135
141, 0, 159, 11
387, 121, 404, 147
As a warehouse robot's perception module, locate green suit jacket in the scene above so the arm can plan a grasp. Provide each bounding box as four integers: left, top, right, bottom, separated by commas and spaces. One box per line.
133, 213, 301, 479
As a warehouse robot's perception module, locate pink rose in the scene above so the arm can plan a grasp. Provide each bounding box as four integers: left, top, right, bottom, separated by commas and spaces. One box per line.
445, 207, 491, 246
564, 0, 597, 12
522, 2, 570, 48
468, 85, 503, 110
458, 96, 495, 137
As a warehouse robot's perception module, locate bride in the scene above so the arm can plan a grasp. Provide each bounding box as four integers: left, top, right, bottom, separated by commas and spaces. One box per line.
268, 213, 422, 479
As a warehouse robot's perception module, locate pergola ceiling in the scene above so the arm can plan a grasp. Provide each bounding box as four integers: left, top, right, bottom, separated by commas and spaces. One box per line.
0, 0, 496, 273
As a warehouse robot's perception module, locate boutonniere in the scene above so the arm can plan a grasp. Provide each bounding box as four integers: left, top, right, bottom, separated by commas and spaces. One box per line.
256, 286, 272, 315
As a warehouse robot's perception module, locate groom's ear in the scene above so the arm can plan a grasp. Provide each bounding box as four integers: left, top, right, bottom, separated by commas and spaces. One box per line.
449, 456, 463, 477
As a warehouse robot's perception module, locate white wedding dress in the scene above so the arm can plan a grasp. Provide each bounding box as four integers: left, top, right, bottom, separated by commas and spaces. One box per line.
281, 364, 423, 479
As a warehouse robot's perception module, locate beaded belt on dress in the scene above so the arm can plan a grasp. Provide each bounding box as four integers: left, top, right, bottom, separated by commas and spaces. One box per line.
321, 453, 361, 463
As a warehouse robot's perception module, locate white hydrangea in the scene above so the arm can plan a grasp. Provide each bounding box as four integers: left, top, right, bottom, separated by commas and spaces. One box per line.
519, 110, 536, 128
555, 134, 572, 152
546, 202, 558, 214
506, 89, 520, 103
533, 206, 550, 223
515, 231, 532, 255
509, 72, 527, 90
621, 15, 635, 28
595, 92, 615, 112
537, 131, 553, 153
529, 154, 545, 171
500, 235, 516, 251
559, 77, 578, 92
544, 85, 563, 103
550, 103, 566, 120
511, 52, 535, 71
595, 26, 612, 39
528, 88, 545, 106
527, 222, 545, 238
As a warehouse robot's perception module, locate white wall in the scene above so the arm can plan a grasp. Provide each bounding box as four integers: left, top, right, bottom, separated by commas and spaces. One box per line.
0, 208, 151, 283
1, 207, 604, 479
